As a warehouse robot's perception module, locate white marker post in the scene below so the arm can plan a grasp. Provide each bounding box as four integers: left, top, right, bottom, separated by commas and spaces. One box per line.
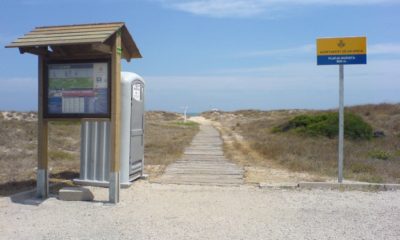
183, 106, 188, 123
317, 36, 367, 183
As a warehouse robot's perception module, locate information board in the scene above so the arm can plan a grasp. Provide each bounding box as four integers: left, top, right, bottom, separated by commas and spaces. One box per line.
44, 60, 111, 118
317, 37, 367, 65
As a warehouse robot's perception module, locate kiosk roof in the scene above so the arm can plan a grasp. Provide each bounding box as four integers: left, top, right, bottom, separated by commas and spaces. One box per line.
6, 22, 142, 60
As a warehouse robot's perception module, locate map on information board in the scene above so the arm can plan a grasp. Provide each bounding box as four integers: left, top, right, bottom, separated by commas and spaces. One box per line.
47, 62, 109, 116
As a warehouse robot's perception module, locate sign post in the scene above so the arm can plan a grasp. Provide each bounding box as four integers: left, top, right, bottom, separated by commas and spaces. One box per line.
317, 36, 367, 183
338, 64, 344, 183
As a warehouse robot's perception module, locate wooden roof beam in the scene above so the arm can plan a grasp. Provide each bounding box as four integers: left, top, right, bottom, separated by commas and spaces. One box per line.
19, 46, 50, 56
50, 46, 70, 57
121, 41, 131, 62
91, 43, 112, 54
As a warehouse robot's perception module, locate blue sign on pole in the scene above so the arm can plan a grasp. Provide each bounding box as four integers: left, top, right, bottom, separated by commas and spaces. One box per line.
317, 54, 367, 65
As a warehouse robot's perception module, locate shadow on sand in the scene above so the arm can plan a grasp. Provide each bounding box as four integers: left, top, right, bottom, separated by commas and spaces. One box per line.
1, 171, 79, 205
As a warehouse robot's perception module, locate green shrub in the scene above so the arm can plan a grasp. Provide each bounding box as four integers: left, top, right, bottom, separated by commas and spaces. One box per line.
271, 126, 282, 133
368, 150, 391, 160
274, 112, 373, 140
49, 150, 75, 161
344, 113, 374, 140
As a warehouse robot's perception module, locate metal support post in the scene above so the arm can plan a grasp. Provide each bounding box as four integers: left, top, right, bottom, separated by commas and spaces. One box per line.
338, 64, 344, 183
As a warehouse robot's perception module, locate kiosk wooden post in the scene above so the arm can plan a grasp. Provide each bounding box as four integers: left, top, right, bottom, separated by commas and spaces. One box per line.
37, 55, 49, 198
109, 32, 122, 203
6, 22, 142, 204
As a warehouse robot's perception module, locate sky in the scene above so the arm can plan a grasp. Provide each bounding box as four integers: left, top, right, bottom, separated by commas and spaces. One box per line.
1, 0, 400, 113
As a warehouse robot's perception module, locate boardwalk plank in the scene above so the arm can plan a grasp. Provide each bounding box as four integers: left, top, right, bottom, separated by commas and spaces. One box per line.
155, 122, 244, 186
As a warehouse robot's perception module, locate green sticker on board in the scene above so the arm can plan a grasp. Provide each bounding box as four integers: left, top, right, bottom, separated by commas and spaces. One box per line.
117, 47, 122, 55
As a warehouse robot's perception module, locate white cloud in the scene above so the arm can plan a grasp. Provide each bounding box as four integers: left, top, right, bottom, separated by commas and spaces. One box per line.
0, 77, 36, 88
157, 0, 398, 18
143, 58, 400, 111
217, 58, 400, 76
369, 43, 400, 55
146, 59, 400, 91
240, 44, 314, 57
19, 0, 130, 5
168, 0, 265, 18
238, 43, 400, 59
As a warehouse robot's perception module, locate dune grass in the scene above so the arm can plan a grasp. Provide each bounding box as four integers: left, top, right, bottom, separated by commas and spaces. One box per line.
144, 113, 199, 166
203, 103, 400, 183
0, 111, 199, 195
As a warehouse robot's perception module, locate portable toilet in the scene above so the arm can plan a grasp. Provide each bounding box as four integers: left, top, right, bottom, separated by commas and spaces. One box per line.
74, 72, 145, 187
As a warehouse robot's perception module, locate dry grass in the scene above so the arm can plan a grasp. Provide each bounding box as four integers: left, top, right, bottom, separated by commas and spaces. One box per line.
0, 111, 198, 195
144, 111, 199, 178
203, 103, 400, 183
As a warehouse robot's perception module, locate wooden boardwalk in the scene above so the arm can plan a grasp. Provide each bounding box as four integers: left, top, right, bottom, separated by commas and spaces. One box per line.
155, 122, 244, 186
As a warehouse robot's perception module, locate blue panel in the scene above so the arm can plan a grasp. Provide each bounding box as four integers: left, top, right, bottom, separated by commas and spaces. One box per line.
317, 54, 367, 65
94, 89, 108, 113
48, 97, 62, 113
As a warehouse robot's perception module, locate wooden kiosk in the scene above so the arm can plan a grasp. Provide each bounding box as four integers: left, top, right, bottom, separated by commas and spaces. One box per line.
6, 22, 142, 203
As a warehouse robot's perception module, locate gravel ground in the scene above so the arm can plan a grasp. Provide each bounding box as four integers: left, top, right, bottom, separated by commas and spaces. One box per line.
1, 181, 399, 240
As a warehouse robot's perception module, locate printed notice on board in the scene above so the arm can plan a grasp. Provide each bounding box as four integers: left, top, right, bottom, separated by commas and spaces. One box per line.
47, 62, 109, 114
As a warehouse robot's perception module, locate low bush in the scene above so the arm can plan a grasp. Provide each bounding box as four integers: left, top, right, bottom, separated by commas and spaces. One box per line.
274, 112, 373, 140
368, 150, 391, 160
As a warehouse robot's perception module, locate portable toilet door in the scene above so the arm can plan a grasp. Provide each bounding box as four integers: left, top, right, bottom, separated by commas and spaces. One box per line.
121, 72, 145, 181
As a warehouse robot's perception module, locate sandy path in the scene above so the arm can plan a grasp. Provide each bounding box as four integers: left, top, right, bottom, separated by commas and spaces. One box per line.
1, 182, 399, 240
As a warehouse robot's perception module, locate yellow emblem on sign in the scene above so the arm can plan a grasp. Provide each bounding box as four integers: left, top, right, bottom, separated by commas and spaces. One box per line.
317, 37, 367, 56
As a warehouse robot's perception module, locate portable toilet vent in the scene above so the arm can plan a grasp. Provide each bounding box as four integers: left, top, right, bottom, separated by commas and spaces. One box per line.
74, 72, 145, 187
